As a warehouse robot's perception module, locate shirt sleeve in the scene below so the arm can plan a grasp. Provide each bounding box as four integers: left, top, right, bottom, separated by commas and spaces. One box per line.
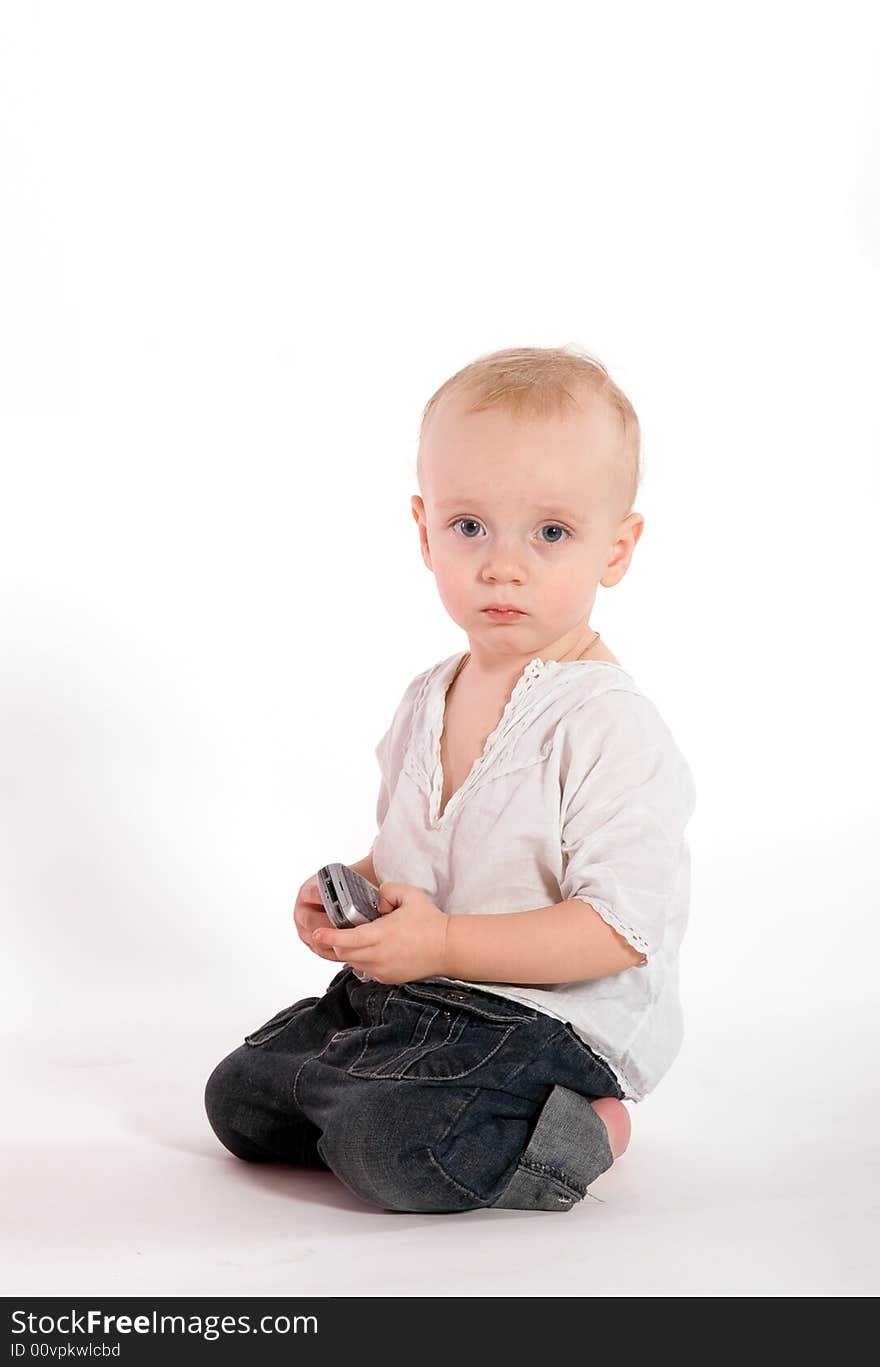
373, 727, 393, 831
370, 670, 429, 851
557, 689, 697, 963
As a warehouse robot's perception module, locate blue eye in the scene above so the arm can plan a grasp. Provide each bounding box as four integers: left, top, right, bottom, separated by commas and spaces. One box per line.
450, 518, 571, 544
537, 524, 569, 544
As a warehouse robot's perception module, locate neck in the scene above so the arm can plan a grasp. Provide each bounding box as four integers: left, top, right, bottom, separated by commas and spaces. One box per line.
464, 621, 600, 679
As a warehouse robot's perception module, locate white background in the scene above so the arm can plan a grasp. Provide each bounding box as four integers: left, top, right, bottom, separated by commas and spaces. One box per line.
2, 1, 878, 1298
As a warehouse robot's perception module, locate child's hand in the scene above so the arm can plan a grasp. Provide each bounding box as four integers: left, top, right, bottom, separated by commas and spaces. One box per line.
312, 882, 449, 985
292, 873, 340, 963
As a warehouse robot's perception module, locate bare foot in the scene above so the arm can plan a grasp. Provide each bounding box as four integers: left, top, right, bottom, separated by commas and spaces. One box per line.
591, 1097, 631, 1160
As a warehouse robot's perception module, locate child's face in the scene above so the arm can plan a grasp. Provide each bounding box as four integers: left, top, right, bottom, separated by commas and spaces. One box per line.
411, 388, 642, 664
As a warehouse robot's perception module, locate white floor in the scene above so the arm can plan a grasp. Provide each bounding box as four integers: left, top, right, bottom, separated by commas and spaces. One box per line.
4, 1014, 877, 1298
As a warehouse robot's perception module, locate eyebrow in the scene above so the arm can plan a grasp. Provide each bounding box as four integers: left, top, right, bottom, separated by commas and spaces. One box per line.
435, 499, 584, 518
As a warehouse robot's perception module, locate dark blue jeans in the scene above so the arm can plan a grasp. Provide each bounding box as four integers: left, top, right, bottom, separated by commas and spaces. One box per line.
204, 965, 625, 1214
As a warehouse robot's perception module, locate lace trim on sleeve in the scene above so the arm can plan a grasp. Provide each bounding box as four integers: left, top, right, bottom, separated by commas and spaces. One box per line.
572, 895, 651, 961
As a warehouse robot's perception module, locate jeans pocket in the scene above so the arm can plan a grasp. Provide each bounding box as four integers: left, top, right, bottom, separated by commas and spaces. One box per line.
341, 982, 536, 1081
244, 996, 318, 1047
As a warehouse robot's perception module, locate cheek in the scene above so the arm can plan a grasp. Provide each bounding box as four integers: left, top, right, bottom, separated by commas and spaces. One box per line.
429, 550, 473, 608
540, 553, 592, 602
433, 563, 468, 608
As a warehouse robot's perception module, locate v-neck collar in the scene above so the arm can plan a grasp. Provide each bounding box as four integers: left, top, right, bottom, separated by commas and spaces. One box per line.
431, 654, 548, 825
403, 650, 635, 831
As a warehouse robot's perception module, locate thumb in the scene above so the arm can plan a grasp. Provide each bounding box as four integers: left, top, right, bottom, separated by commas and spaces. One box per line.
377, 881, 403, 915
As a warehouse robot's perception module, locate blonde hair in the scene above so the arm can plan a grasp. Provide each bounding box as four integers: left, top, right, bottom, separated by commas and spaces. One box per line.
417, 344, 641, 521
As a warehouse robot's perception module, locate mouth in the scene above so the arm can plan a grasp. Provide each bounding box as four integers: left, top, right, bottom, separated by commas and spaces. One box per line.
482, 606, 525, 617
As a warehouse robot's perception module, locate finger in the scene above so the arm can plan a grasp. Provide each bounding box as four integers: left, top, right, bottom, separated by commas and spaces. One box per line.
310, 931, 337, 953
376, 882, 403, 915
302, 909, 332, 930
294, 905, 324, 933
324, 943, 375, 970
304, 919, 331, 938
312, 930, 350, 952
314, 928, 380, 953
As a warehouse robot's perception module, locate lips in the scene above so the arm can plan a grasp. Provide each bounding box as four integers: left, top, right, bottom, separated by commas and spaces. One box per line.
483, 606, 523, 613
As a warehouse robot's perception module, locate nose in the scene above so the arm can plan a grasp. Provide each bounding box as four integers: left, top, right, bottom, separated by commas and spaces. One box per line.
479, 542, 527, 584
481, 563, 525, 586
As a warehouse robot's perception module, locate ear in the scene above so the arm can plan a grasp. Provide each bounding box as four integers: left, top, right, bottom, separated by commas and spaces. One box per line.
411, 496, 433, 571
601, 512, 644, 588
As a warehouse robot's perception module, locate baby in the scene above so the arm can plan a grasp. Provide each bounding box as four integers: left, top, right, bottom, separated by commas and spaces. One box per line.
205, 344, 697, 1214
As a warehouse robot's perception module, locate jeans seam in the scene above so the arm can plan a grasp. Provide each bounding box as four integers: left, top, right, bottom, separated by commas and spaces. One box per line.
244, 999, 313, 1047
431, 1086, 483, 1148
365, 1001, 440, 1076
517, 1157, 587, 1198
489, 1023, 573, 1091
347, 1017, 520, 1081
292, 1029, 347, 1112
424, 1139, 584, 1206
349, 996, 465, 1077
422, 1143, 489, 1204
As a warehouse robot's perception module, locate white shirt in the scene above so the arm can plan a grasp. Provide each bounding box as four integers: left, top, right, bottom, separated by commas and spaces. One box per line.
369, 650, 697, 1103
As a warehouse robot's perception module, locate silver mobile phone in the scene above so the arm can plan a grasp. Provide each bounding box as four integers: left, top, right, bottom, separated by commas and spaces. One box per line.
316, 863, 380, 930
